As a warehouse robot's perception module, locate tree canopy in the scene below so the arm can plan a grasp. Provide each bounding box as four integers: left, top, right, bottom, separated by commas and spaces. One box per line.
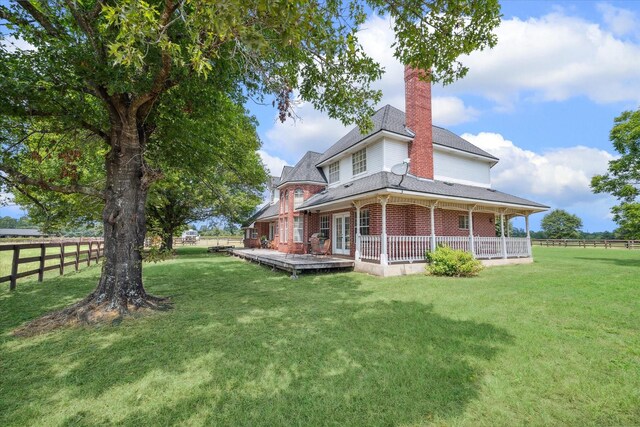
591, 108, 640, 239
540, 209, 583, 239
0, 0, 501, 331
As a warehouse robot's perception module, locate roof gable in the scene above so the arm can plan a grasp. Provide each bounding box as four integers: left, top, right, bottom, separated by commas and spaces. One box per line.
315, 104, 498, 166
278, 151, 326, 186
315, 105, 412, 165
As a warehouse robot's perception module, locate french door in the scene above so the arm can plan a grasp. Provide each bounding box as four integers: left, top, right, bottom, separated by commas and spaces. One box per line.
333, 213, 351, 255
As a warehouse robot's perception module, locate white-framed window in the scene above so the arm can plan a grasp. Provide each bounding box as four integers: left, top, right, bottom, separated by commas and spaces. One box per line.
284, 190, 289, 213
352, 148, 367, 175
458, 215, 469, 230
294, 188, 304, 208
284, 219, 289, 242
251, 229, 258, 239
359, 209, 370, 235
275, 221, 279, 237
294, 216, 303, 242
319, 215, 329, 238
328, 162, 340, 183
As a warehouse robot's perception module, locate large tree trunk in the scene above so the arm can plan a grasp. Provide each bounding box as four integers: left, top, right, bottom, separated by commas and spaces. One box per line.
92, 123, 149, 311
15, 119, 169, 336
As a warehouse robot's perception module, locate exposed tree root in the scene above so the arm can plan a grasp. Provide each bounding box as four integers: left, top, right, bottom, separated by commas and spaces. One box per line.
13, 293, 173, 337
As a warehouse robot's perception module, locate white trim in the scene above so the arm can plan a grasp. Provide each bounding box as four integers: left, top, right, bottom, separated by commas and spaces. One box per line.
316, 130, 413, 167
433, 175, 491, 188
276, 180, 325, 189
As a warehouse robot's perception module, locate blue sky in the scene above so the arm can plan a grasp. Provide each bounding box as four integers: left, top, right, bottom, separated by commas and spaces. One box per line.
251, 1, 640, 232
2, 1, 639, 232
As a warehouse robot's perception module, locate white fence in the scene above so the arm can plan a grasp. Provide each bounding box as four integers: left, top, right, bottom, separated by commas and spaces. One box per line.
387, 235, 431, 263
474, 237, 503, 259
505, 237, 531, 257
357, 235, 531, 263
435, 236, 471, 253
360, 235, 381, 260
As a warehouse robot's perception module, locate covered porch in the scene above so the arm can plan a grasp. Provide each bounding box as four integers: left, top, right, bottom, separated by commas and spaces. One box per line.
351, 194, 537, 266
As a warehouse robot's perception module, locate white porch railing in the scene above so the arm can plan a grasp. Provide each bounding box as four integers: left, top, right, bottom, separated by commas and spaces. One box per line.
388, 235, 431, 263
360, 235, 381, 260
356, 235, 532, 263
505, 237, 531, 257
474, 237, 503, 259
435, 236, 471, 253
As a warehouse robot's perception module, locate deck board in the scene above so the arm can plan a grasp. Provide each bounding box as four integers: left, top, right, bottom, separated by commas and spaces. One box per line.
231, 249, 354, 278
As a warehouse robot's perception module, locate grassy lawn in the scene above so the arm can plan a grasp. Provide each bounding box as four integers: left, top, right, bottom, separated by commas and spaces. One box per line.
0, 247, 638, 426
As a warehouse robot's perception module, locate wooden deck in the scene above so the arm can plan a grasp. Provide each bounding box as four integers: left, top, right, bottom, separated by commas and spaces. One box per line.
231, 249, 354, 278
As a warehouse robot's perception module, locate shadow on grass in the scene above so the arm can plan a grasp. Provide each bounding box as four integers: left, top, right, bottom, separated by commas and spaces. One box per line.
1, 254, 513, 426
573, 256, 640, 268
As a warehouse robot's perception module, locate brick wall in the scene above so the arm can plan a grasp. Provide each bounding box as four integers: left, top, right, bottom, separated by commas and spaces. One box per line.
404, 66, 433, 179
274, 183, 326, 254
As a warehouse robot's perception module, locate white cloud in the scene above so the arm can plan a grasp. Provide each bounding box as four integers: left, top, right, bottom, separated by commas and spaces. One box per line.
597, 3, 639, 38
432, 97, 479, 126
0, 36, 35, 53
461, 132, 615, 207
449, 10, 640, 105
258, 150, 289, 177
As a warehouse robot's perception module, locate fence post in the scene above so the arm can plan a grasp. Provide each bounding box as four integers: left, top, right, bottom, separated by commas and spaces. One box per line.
38, 244, 46, 282
75, 242, 80, 271
60, 243, 65, 276
10, 246, 19, 291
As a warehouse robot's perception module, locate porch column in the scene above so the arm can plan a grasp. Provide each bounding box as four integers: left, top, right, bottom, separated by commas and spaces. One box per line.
468, 207, 475, 257
525, 214, 531, 257
500, 213, 507, 259
380, 196, 389, 266
430, 204, 436, 252
355, 202, 362, 261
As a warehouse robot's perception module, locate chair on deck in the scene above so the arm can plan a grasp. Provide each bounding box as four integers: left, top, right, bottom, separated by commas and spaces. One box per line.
309, 233, 331, 256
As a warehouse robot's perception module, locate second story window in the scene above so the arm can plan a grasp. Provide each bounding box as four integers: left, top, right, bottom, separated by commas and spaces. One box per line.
352, 148, 367, 175
294, 188, 304, 208
284, 190, 289, 213
328, 161, 340, 183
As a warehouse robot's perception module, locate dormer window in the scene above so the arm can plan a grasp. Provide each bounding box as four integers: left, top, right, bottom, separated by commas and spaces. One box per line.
352, 148, 367, 175
329, 162, 340, 183
294, 188, 304, 208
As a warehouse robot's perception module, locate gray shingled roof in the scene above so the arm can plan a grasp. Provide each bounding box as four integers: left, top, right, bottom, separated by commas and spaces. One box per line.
0, 228, 44, 237
315, 104, 498, 166
244, 202, 279, 226
280, 166, 294, 183
316, 105, 412, 165
298, 172, 548, 210
432, 126, 497, 160
277, 151, 326, 186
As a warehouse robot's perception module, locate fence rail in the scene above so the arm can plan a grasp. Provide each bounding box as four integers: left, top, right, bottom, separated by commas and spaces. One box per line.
360, 235, 381, 260
0, 240, 104, 290
531, 239, 640, 249
387, 235, 431, 263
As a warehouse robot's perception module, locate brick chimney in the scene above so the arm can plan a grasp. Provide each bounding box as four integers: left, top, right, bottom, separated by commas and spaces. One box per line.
404, 66, 433, 179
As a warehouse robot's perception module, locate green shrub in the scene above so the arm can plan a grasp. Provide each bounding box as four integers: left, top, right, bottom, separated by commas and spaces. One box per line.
425, 245, 483, 277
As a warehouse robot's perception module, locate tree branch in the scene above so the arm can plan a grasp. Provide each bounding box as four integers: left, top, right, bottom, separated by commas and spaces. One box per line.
1, 164, 105, 200
16, 1, 63, 37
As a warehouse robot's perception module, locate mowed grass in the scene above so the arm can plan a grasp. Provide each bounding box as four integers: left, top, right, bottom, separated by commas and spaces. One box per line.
0, 247, 638, 426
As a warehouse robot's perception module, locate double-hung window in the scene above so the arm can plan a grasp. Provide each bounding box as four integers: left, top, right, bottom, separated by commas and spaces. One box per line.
458, 215, 469, 230
328, 162, 340, 183
294, 188, 304, 208
293, 216, 303, 242
359, 209, 370, 235
319, 215, 329, 238
352, 148, 367, 175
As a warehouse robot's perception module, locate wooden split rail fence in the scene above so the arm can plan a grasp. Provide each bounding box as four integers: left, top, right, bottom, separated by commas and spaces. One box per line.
531, 239, 640, 249
1, 240, 104, 291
